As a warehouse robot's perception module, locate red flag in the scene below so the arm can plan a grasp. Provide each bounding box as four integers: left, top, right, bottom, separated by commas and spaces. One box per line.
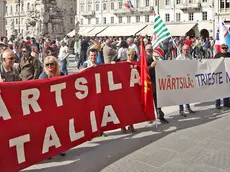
140, 36, 155, 120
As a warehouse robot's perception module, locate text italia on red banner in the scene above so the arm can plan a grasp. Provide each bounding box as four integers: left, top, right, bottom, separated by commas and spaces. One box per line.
0, 62, 155, 172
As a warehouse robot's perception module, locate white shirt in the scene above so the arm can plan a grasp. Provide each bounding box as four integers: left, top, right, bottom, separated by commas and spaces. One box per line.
176, 54, 192, 60
58, 46, 69, 61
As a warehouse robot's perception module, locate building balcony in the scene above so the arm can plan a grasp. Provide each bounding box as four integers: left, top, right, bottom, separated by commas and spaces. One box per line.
81, 11, 95, 18
137, 6, 154, 13
180, 3, 201, 12
113, 8, 127, 15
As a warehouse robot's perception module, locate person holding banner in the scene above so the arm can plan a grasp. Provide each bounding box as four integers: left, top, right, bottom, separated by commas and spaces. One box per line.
39, 55, 66, 157
176, 45, 195, 117
39, 56, 64, 79
121, 48, 136, 133
0, 49, 20, 82
145, 44, 169, 124
214, 44, 230, 109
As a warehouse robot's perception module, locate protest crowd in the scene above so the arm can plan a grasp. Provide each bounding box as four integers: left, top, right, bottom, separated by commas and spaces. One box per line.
0, 32, 229, 158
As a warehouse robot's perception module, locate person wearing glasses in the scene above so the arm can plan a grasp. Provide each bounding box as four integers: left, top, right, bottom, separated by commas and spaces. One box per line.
0, 49, 20, 82
18, 46, 41, 80
214, 44, 230, 109
121, 48, 136, 133
39, 56, 64, 79
176, 44, 195, 117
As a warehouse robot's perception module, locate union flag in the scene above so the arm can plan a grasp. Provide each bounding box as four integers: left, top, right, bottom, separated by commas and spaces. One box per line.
140, 36, 155, 120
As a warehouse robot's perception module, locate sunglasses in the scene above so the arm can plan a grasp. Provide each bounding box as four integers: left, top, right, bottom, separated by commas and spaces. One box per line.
128, 54, 134, 56
222, 47, 228, 50
45, 63, 55, 67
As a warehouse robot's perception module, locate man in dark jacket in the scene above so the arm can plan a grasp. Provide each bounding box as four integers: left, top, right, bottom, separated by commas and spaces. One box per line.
214, 44, 230, 109
145, 44, 169, 124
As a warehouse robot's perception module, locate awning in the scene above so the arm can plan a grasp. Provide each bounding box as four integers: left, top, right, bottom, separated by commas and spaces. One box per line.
79, 27, 95, 36
84, 26, 108, 37
97, 25, 147, 37
138, 23, 197, 36
67, 30, 76, 37
167, 23, 197, 36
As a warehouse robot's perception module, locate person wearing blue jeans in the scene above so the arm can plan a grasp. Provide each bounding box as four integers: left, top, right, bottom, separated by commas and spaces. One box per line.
60, 58, 68, 75
179, 104, 195, 117
216, 98, 230, 109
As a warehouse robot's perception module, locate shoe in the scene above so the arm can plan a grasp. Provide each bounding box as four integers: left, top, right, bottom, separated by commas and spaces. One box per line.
185, 109, 195, 113
59, 153, 66, 156
100, 132, 107, 137
149, 120, 153, 124
179, 111, 186, 117
128, 125, 135, 132
216, 104, 221, 109
159, 118, 169, 124
121, 128, 127, 134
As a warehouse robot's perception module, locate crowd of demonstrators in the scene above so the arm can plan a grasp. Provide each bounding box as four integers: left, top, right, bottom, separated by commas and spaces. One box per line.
0, 33, 223, 133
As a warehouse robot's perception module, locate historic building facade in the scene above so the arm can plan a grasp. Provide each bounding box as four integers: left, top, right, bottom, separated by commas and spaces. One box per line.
0, 0, 6, 37
75, 0, 226, 37
5, 0, 75, 39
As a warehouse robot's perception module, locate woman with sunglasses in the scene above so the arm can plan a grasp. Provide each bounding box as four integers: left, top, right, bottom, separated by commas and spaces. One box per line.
38, 55, 65, 158
39, 56, 64, 79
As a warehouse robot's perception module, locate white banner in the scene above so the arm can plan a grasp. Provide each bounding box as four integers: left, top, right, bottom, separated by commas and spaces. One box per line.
156, 58, 230, 107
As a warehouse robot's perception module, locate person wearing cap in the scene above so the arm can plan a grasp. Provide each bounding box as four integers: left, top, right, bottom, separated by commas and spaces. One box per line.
176, 44, 195, 117
146, 44, 169, 124
0, 49, 20, 82
214, 44, 230, 109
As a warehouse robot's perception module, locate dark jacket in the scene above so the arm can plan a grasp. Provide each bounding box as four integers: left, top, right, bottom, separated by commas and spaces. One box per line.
18, 56, 41, 80
146, 54, 156, 94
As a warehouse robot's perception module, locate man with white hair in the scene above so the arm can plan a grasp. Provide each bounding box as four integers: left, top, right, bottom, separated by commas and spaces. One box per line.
176, 44, 195, 117
103, 39, 117, 64
127, 37, 139, 61
0, 49, 20, 82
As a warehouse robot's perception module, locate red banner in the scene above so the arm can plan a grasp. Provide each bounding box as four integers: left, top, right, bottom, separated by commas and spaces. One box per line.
0, 62, 155, 172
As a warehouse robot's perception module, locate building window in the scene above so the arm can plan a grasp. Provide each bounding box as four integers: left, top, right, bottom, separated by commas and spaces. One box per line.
21, 3, 24, 11
6, 6, 7, 13
16, 4, 18, 12
88, 19, 91, 25
165, 13, 170, 22
146, 0, 149, 6
202, 12, 207, 20
227, 0, 230, 8
136, 0, 139, 8
165, 0, 170, 5
176, 13, 181, 21
176, 0, 181, 4
119, 2, 122, 9
96, 4, 99, 11
96, 17, 99, 24
188, 0, 193, 3
111, 17, 114, 24
88, 4, 92, 11
103, 17, 106, 24
81, 18, 83, 25
21, 18, 24, 24
80, 5, 84, 12
145, 15, 149, 22
10, 5, 12, 13
27, 3, 30, 10
70, 17, 73, 24
111, 2, 114, 10
155, 0, 158, 6
189, 13, 194, 21
127, 16, 131, 23
136, 16, 140, 23
16, 19, 18, 24
119, 16, 122, 23
103, 3, 106, 10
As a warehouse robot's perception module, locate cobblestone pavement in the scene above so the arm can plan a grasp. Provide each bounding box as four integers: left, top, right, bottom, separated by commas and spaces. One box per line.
23, 56, 230, 172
